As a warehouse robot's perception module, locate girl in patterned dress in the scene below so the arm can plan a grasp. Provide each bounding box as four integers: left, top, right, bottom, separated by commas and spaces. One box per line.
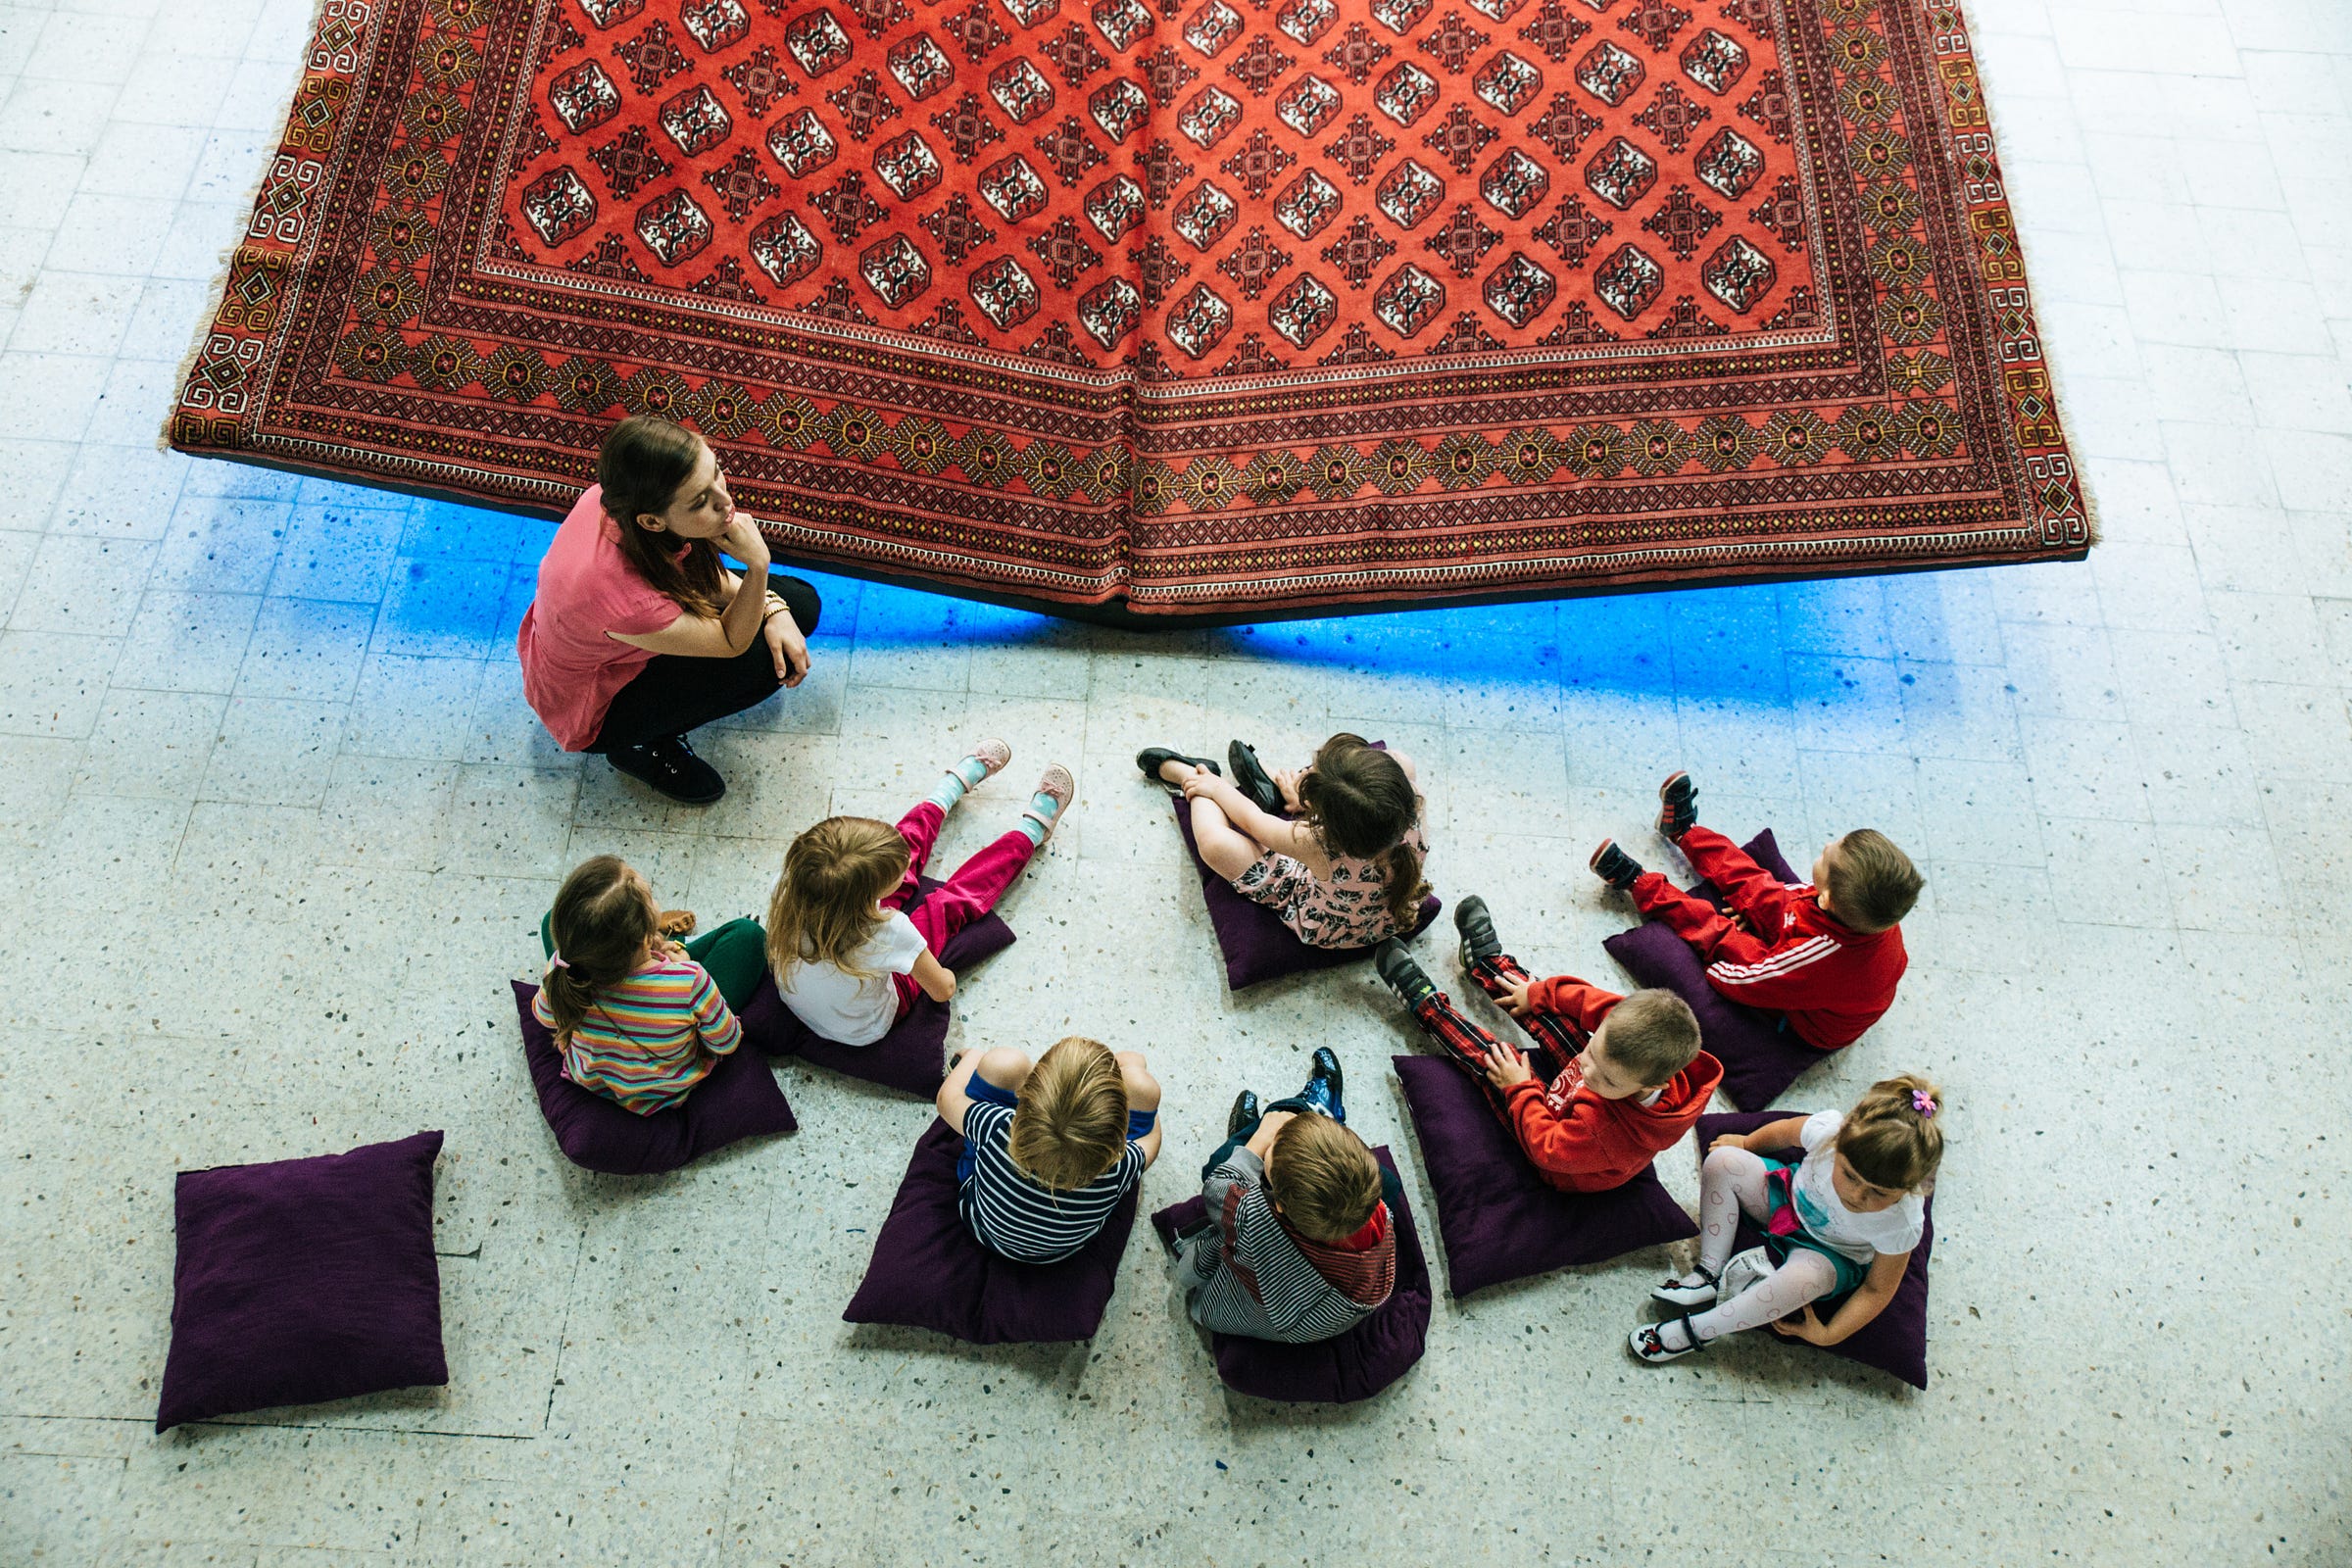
1141, 733, 1431, 950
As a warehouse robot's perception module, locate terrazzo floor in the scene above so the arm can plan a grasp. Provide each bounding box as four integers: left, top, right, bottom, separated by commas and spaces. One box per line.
2, 0, 2349, 1560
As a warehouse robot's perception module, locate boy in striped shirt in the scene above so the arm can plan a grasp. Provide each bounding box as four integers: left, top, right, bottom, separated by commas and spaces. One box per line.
1172, 1051, 1397, 1345
938, 1038, 1162, 1264
1591, 772, 1922, 1052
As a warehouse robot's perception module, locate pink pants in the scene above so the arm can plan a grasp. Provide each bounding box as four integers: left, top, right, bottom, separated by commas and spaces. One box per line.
885, 801, 1035, 1015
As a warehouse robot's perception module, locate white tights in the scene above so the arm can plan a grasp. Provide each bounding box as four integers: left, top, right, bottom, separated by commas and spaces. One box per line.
1664, 1146, 1842, 1349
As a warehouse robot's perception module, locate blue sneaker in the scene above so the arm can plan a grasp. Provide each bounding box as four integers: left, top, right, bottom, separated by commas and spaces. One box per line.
1297, 1048, 1346, 1122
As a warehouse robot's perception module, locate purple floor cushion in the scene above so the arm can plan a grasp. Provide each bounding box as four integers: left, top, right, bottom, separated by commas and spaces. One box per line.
1692, 1110, 1935, 1390
1152, 1147, 1432, 1404
1172, 802, 1442, 990
512, 981, 797, 1176
841, 1119, 1140, 1344
157, 1130, 448, 1432
1393, 1055, 1696, 1296
1602, 829, 1831, 1110
736, 877, 1016, 1098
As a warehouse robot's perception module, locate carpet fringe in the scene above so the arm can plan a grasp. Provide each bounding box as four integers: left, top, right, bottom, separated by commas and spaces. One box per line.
157, 47, 318, 456
1952, 0, 2100, 552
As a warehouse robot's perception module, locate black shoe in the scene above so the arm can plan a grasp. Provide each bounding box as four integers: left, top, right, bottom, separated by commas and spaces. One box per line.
1590, 838, 1644, 891
1373, 937, 1438, 1008
1657, 770, 1697, 842
1301, 1047, 1345, 1116
1228, 1090, 1262, 1140
1225, 740, 1285, 815
609, 734, 725, 806
1453, 894, 1501, 967
1137, 747, 1221, 788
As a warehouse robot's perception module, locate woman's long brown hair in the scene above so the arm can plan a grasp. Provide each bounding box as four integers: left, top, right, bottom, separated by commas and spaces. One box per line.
597, 415, 728, 618
1296, 732, 1429, 931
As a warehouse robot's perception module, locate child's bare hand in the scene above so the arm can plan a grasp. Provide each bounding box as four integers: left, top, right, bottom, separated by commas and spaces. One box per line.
1707, 1132, 1749, 1153
1483, 1041, 1534, 1089
1770, 1305, 1831, 1344
1180, 772, 1228, 803
1499, 980, 1536, 1018
1272, 767, 1305, 812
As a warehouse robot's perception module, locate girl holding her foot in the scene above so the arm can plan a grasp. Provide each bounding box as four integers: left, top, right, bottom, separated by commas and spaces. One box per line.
763, 740, 1072, 1047
1630, 1075, 1942, 1364
1140, 733, 1431, 950
518, 415, 822, 806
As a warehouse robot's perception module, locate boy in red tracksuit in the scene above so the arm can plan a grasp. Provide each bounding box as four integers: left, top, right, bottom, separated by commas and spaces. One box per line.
1374, 905, 1721, 1194
1590, 771, 1923, 1051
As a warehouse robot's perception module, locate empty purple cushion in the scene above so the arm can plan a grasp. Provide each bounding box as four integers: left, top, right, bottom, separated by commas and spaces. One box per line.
511, 981, 797, 1176
735, 876, 1016, 1098
157, 1131, 448, 1432
841, 1119, 1139, 1344
1151, 1147, 1432, 1403
1693, 1109, 1935, 1390
1602, 829, 1829, 1110
1172, 802, 1442, 990
1392, 1055, 1696, 1296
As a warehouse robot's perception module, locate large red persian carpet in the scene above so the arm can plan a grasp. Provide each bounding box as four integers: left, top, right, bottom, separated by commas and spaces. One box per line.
171, 0, 2089, 618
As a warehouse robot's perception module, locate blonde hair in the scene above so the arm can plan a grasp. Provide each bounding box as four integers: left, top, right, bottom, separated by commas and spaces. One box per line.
1826, 829, 1923, 932
1837, 1073, 1945, 1192
542, 856, 658, 1047
1006, 1038, 1130, 1192
1597, 988, 1702, 1087
1268, 1114, 1383, 1243
765, 817, 910, 978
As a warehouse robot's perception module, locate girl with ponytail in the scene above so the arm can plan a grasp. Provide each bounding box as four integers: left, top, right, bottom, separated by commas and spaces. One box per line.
1631, 1074, 1945, 1363
534, 856, 761, 1114
1137, 731, 1431, 950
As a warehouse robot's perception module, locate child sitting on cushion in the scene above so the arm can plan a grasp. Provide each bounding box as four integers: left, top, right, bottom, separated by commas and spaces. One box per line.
535, 856, 760, 1114
765, 739, 1070, 1047
1139, 733, 1430, 950
1591, 771, 1922, 1051
1631, 1074, 1943, 1363
1171, 1051, 1397, 1344
1372, 897, 1719, 1193
936, 1037, 1163, 1264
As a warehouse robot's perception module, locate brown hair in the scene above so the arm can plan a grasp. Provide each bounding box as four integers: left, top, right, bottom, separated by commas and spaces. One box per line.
1006, 1038, 1130, 1192
1596, 988, 1702, 1087
1836, 1073, 1945, 1192
542, 856, 659, 1046
1267, 1113, 1383, 1243
1295, 732, 1428, 931
765, 817, 911, 978
1825, 829, 1923, 932
597, 415, 728, 618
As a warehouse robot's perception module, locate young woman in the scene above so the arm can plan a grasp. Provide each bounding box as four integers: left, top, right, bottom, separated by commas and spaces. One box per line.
517, 415, 822, 804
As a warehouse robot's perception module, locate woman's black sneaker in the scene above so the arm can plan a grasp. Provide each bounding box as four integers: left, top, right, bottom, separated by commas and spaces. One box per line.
610, 735, 725, 805
1225, 740, 1286, 814
1590, 838, 1645, 891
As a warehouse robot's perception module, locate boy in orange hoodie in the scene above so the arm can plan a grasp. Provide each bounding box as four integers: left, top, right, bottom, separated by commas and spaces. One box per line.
1373, 899, 1721, 1194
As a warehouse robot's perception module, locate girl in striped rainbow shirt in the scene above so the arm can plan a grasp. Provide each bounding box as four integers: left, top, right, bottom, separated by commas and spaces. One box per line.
535, 856, 763, 1114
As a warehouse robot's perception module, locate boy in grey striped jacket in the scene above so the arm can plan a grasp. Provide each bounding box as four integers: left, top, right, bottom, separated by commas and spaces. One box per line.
1174, 1053, 1397, 1344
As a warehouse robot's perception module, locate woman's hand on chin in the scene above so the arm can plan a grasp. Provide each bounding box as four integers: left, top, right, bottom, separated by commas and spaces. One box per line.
718, 514, 770, 569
